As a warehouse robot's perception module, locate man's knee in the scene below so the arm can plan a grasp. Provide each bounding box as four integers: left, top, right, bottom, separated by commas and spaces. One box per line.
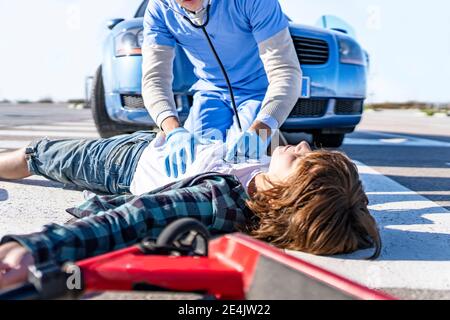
187, 93, 234, 136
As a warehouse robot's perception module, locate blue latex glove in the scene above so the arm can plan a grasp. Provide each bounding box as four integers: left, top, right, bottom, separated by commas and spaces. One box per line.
164, 128, 200, 178
225, 130, 269, 163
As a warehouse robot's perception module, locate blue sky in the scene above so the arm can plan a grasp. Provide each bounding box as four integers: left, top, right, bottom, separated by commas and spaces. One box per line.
0, 0, 449, 103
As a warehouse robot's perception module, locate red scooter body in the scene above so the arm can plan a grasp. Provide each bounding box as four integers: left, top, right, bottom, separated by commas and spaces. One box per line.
76, 233, 394, 300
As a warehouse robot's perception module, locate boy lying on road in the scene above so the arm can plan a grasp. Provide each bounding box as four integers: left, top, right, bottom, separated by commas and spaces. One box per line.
0, 131, 381, 289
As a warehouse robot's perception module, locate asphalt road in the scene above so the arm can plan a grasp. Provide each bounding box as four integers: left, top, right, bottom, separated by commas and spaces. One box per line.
343, 110, 450, 211
0, 103, 449, 300
286, 109, 450, 211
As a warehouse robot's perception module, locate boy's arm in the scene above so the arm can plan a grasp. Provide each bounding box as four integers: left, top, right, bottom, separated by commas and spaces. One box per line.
1, 175, 250, 265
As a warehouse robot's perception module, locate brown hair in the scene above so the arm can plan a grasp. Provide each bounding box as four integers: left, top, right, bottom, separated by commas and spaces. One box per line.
245, 150, 381, 260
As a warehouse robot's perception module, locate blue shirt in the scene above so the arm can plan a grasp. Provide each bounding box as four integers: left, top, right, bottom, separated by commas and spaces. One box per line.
143, 0, 289, 95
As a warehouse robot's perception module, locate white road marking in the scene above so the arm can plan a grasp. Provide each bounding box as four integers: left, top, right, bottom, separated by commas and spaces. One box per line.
344, 131, 450, 148
0, 176, 82, 236
52, 122, 95, 126
0, 140, 32, 149
0, 122, 99, 146
0, 129, 99, 138
368, 191, 450, 196
13, 125, 97, 132
288, 161, 450, 291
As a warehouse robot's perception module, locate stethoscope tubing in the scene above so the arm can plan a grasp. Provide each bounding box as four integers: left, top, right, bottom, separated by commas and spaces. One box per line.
158, 0, 243, 132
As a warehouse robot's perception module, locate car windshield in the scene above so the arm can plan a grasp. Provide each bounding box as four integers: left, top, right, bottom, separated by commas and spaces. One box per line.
136, 2, 292, 22
136, 0, 149, 18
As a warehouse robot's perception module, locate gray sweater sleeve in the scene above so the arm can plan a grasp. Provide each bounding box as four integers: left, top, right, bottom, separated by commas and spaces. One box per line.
257, 28, 303, 127
141, 44, 178, 128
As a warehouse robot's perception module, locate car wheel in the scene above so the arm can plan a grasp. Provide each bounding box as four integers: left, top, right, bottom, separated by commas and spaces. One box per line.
91, 66, 136, 138
313, 133, 345, 148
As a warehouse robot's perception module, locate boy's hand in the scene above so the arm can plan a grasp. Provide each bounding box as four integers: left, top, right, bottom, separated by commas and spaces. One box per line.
0, 242, 34, 289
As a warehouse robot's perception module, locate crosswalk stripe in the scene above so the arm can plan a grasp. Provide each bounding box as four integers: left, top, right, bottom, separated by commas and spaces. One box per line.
12, 125, 97, 132
0, 140, 31, 149
0, 130, 99, 138
289, 161, 450, 291
344, 131, 450, 148
52, 122, 96, 127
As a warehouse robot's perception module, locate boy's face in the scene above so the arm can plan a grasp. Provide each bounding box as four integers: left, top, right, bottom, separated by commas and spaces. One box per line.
175, 0, 204, 12
268, 141, 312, 182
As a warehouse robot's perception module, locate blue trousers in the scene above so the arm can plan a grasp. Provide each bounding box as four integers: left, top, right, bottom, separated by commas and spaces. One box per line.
26, 131, 156, 194
184, 90, 265, 142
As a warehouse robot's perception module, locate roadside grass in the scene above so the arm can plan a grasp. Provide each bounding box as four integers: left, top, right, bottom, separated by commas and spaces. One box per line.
423, 109, 436, 117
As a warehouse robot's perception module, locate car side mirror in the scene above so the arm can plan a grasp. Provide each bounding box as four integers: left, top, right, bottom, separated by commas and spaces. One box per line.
316, 15, 357, 39
331, 28, 348, 35
107, 18, 125, 30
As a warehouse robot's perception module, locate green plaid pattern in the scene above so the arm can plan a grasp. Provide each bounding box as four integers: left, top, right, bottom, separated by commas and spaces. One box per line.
1, 173, 253, 265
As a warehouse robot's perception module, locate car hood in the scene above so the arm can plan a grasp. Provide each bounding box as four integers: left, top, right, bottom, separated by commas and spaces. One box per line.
113, 18, 346, 39
289, 22, 350, 39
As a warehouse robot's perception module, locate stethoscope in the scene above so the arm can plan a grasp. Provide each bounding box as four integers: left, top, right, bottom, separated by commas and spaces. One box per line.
158, 0, 243, 132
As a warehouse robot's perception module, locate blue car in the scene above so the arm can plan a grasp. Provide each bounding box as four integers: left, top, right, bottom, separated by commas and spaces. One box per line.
91, 0, 368, 147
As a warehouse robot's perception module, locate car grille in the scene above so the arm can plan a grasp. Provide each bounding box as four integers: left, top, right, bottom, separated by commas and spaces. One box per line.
335, 99, 364, 115
122, 94, 362, 118
289, 99, 329, 118
122, 94, 145, 109
292, 36, 330, 65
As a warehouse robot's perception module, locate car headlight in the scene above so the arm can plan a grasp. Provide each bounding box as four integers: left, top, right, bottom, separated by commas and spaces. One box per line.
114, 28, 143, 57
338, 37, 366, 66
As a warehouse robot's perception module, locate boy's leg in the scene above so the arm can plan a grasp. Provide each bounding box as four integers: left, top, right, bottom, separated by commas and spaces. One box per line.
0, 148, 31, 180
24, 133, 155, 194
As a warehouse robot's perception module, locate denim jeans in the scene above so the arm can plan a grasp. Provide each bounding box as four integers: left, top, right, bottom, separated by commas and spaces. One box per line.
26, 131, 156, 194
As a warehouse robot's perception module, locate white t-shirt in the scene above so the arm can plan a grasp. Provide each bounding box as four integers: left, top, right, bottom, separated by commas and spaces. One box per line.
130, 133, 270, 195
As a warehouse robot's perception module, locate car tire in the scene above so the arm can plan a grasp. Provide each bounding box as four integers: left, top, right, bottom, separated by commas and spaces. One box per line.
91, 66, 137, 138
313, 133, 345, 148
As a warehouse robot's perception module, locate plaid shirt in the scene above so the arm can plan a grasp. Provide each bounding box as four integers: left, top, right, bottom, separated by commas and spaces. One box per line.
1, 173, 254, 265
